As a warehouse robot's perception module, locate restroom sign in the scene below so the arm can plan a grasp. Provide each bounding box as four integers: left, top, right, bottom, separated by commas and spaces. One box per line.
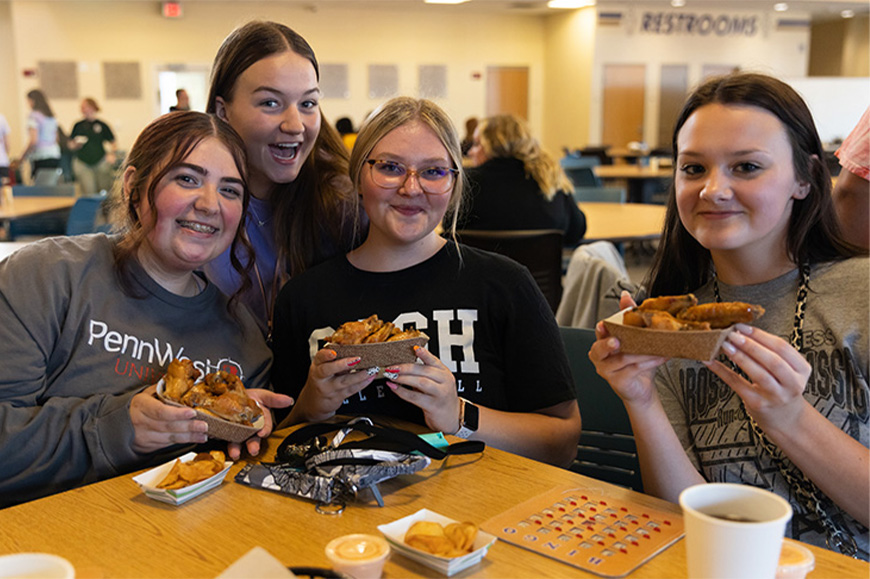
641, 12, 758, 36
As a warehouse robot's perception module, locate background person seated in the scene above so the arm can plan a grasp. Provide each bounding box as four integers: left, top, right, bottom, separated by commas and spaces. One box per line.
451, 114, 586, 247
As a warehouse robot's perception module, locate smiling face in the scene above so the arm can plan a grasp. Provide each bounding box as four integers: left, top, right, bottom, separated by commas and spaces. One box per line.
360, 120, 454, 251
214, 50, 321, 199
675, 103, 809, 275
134, 137, 245, 278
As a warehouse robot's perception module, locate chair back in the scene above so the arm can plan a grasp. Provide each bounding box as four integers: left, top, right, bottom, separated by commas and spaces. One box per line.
456, 229, 563, 313
559, 326, 643, 492
66, 196, 105, 236
12, 184, 76, 197
572, 186, 626, 204
560, 156, 603, 188
33, 168, 64, 186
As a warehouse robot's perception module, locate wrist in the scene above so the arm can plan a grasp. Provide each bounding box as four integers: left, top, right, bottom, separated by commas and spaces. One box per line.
453, 398, 479, 439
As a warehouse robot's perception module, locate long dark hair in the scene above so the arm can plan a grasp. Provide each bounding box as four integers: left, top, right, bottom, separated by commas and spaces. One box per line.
646, 72, 863, 297
207, 20, 359, 276
27, 89, 54, 118
111, 111, 254, 310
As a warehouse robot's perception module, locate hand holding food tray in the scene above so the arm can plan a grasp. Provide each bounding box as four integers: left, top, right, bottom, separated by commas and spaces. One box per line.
156, 358, 265, 443
603, 294, 765, 361
325, 314, 429, 377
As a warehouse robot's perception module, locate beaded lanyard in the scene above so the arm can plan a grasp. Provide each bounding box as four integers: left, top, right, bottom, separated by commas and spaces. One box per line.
714, 263, 860, 558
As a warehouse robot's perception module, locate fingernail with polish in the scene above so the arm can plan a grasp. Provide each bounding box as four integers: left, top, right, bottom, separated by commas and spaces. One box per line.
367, 366, 380, 376
347, 357, 361, 367
721, 341, 737, 354
384, 371, 399, 380
728, 331, 746, 345
386, 382, 398, 391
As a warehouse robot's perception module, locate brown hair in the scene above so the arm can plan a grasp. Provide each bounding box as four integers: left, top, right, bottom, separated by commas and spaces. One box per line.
646, 72, 865, 297
207, 20, 359, 276
82, 97, 100, 112
349, 96, 465, 242
110, 111, 254, 309
27, 89, 54, 118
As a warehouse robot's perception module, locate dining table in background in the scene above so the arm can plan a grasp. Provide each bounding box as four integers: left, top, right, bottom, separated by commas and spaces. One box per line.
579, 201, 667, 245
594, 164, 673, 204
0, 194, 77, 239
0, 423, 865, 579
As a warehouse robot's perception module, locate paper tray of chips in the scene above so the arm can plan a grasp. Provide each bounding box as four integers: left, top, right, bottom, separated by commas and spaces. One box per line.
327, 336, 429, 377
602, 308, 733, 362
156, 378, 265, 443
377, 508, 497, 576
133, 452, 232, 506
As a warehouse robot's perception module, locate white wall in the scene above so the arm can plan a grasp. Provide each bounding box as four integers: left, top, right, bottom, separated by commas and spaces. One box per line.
590, 4, 812, 146
2, 1, 547, 154
785, 76, 870, 143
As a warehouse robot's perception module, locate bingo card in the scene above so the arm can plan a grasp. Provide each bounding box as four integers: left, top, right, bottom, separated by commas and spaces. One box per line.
481, 486, 684, 577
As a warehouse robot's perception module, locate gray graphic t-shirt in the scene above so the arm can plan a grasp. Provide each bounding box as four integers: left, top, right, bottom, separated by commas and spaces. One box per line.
657, 258, 869, 559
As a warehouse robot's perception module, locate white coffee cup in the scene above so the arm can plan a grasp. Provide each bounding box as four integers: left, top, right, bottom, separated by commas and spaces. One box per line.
0, 553, 75, 578
679, 483, 792, 579
324, 534, 390, 579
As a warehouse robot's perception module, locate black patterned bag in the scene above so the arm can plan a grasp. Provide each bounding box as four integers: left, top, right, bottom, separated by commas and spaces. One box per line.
234, 417, 484, 510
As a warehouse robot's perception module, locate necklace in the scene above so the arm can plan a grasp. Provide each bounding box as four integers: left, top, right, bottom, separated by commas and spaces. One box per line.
714, 264, 861, 558
249, 201, 271, 228
253, 249, 285, 343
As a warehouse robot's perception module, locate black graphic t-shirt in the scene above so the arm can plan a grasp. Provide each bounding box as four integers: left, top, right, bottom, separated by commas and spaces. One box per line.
271, 241, 575, 425
657, 258, 869, 558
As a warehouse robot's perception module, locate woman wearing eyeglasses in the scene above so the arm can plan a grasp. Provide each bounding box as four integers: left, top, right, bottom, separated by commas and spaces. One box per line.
271, 97, 582, 467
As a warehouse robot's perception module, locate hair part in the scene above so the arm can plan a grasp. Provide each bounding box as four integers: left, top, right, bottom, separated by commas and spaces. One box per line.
646, 72, 864, 297
206, 20, 359, 277
108, 111, 255, 313
476, 114, 573, 200
207, 20, 319, 114
348, 96, 465, 242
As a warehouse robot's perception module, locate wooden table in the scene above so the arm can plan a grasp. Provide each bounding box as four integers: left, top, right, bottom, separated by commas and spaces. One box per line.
579, 201, 667, 244
0, 196, 77, 220
0, 195, 77, 239
594, 165, 673, 203
0, 425, 865, 579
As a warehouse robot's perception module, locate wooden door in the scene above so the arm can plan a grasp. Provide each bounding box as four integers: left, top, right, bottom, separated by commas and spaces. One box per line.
657, 64, 688, 149
602, 64, 645, 147
486, 66, 529, 119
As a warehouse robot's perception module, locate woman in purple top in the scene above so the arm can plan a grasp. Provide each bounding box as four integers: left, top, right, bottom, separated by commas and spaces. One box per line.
204, 21, 362, 339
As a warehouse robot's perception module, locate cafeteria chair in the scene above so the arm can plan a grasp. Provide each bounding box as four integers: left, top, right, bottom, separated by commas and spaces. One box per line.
557, 241, 633, 328
65, 195, 106, 236
572, 185, 627, 204
456, 229, 564, 313
560, 156, 603, 188
559, 326, 644, 492
11, 184, 76, 197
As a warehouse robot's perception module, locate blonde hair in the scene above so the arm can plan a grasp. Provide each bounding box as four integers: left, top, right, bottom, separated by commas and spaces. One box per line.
349, 96, 465, 241
476, 115, 573, 201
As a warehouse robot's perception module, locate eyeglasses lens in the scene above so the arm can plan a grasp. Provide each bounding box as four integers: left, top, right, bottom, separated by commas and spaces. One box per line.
368, 160, 453, 195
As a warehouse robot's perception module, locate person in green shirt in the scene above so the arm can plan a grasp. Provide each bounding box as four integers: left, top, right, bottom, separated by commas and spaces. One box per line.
69, 97, 117, 195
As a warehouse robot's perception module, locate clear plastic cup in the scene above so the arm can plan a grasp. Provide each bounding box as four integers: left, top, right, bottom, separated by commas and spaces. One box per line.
776, 539, 815, 579
325, 534, 390, 579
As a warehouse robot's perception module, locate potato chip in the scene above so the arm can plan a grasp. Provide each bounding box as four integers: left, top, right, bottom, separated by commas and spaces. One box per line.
156, 451, 226, 490
404, 520, 479, 558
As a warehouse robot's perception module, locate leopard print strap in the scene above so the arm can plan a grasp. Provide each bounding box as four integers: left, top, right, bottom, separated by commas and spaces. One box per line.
714, 264, 860, 558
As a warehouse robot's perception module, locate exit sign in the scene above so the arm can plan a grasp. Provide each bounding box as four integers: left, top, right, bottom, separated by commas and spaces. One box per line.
162, 2, 183, 18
